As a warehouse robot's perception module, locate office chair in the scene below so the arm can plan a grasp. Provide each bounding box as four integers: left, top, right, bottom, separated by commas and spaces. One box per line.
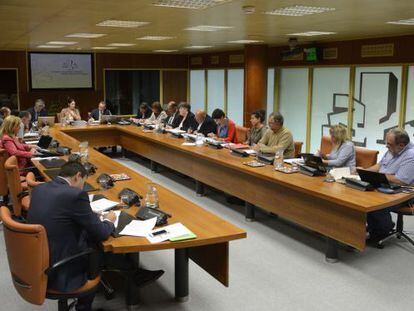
26, 172, 44, 196
320, 136, 332, 155
236, 125, 248, 143
378, 204, 414, 248
0, 206, 102, 311
355, 147, 379, 168
0, 148, 9, 205
294, 141, 303, 158
4, 156, 30, 217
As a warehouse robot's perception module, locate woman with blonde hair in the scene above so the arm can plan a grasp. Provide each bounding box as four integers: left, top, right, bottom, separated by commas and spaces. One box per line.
320, 124, 356, 170
0, 115, 37, 173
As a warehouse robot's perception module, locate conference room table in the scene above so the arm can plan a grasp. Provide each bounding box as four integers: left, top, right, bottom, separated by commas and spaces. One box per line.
49, 124, 414, 262
31, 125, 247, 308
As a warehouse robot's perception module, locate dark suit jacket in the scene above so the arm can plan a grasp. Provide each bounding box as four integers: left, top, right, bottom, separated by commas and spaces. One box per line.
164, 112, 182, 128
27, 107, 47, 122
136, 107, 152, 119
90, 108, 111, 120
27, 178, 114, 292
178, 112, 198, 132
197, 115, 217, 136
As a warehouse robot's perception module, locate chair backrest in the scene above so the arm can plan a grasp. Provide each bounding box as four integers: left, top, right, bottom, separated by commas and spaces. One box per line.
0, 148, 9, 196
26, 172, 43, 196
355, 147, 379, 168
320, 136, 332, 155
294, 141, 303, 158
0, 206, 49, 305
5, 156, 24, 216
236, 126, 248, 143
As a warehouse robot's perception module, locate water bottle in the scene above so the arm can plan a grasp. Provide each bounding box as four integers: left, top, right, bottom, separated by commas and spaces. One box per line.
196, 133, 204, 146
274, 148, 284, 170
144, 183, 159, 208
79, 141, 89, 163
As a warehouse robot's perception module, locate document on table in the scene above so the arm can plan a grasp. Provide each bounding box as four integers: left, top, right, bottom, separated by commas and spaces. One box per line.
182, 142, 196, 146
24, 132, 39, 138
25, 140, 39, 145
166, 128, 186, 134
146, 223, 194, 243
101, 210, 121, 228
284, 158, 304, 165
90, 198, 119, 213
330, 167, 360, 181
31, 156, 60, 161
119, 217, 157, 237
244, 149, 257, 155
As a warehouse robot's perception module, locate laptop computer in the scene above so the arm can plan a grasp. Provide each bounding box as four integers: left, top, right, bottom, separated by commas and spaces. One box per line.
301, 154, 327, 173
37, 135, 53, 149
356, 168, 399, 189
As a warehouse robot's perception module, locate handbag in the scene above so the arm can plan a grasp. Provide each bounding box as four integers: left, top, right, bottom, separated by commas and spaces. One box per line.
96, 173, 114, 189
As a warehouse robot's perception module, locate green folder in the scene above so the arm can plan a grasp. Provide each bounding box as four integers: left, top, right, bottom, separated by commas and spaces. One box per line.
169, 231, 197, 242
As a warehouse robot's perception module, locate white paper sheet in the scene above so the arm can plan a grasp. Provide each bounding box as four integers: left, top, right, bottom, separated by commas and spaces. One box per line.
182, 142, 196, 146
166, 128, 186, 134
25, 140, 39, 145
31, 156, 60, 161
119, 217, 157, 237
244, 149, 257, 155
146, 223, 192, 243
284, 158, 304, 165
329, 167, 358, 181
100, 210, 121, 228
24, 133, 39, 138
90, 198, 119, 213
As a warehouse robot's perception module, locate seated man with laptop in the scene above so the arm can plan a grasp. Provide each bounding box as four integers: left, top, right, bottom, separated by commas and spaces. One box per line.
361, 128, 414, 243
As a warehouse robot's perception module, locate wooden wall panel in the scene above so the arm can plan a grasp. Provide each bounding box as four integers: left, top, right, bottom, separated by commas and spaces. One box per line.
162, 70, 188, 104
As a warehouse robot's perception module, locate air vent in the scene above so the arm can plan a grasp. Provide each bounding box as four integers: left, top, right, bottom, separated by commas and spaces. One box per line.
361, 43, 394, 58
210, 55, 219, 64
229, 54, 244, 64
323, 48, 338, 60
190, 56, 203, 65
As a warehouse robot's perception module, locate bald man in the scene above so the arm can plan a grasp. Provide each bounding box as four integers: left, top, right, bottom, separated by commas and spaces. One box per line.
193, 110, 217, 136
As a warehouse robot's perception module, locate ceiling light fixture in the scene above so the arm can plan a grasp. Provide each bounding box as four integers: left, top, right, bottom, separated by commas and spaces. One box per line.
66, 33, 106, 38
185, 25, 233, 31
136, 36, 175, 40
287, 31, 336, 36
184, 45, 213, 49
46, 41, 78, 45
153, 49, 179, 52
265, 5, 335, 16
387, 18, 414, 25
153, 0, 232, 10
107, 43, 136, 47
37, 45, 64, 48
227, 39, 264, 44
96, 20, 149, 28
92, 46, 118, 50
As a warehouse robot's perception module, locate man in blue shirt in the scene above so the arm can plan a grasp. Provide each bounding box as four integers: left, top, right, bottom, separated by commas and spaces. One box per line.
365, 128, 414, 243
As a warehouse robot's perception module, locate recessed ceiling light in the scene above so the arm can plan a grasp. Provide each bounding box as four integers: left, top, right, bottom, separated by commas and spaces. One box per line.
387, 18, 414, 25
184, 45, 212, 49
66, 33, 106, 38
46, 41, 78, 45
96, 20, 149, 28
153, 49, 179, 52
136, 36, 175, 40
287, 31, 336, 36
92, 46, 118, 50
37, 45, 64, 48
107, 43, 136, 47
153, 0, 232, 10
185, 25, 233, 31
227, 39, 264, 44
265, 5, 335, 16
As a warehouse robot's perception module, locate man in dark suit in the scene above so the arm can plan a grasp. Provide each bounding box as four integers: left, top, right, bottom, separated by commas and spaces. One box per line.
164, 101, 182, 128
27, 162, 163, 310
194, 110, 217, 136
136, 102, 152, 119
90, 101, 111, 121
27, 162, 115, 310
27, 99, 47, 122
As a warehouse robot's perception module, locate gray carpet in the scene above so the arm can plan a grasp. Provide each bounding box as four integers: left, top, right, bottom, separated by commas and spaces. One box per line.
1, 154, 414, 311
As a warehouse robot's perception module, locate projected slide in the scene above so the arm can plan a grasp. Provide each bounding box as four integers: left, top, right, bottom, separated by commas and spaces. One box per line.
29, 53, 93, 89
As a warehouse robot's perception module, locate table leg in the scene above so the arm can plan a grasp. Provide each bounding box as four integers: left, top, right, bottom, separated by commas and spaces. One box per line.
245, 202, 255, 222
195, 180, 205, 197
325, 238, 339, 263
125, 253, 140, 308
175, 248, 189, 302
150, 161, 158, 173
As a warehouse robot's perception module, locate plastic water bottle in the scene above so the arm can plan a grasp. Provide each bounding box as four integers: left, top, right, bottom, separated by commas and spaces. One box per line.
144, 183, 159, 208
274, 149, 284, 170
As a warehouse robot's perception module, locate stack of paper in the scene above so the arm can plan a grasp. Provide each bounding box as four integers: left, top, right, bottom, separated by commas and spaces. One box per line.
90, 198, 119, 213
101, 210, 121, 227
330, 167, 359, 181
146, 223, 196, 243
166, 128, 186, 134
119, 218, 157, 237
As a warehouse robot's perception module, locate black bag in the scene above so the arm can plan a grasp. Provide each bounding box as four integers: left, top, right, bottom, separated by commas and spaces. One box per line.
118, 188, 142, 207
96, 173, 114, 189
136, 206, 171, 226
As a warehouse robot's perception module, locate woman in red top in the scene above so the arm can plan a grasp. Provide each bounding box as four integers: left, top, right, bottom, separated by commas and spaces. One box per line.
209, 108, 238, 143
0, 115, 36, 173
